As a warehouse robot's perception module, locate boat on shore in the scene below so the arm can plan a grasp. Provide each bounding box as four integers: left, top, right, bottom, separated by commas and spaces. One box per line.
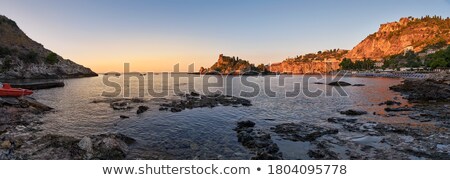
0, 83, 33, 97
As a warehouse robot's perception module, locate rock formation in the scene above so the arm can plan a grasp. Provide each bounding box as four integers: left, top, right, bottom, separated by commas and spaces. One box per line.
345, 16, 450, 60
0, 15, 97, 79
199, 54, 256, 74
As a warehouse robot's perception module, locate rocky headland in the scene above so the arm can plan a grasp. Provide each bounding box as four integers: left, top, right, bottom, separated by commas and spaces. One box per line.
0, 15, 97, 79
345, 16, 450, 60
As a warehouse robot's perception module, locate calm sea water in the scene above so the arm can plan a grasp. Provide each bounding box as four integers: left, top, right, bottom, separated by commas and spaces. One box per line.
30, 75, 410, 159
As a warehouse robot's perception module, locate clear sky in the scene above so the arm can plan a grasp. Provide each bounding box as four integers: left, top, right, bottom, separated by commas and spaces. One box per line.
1, 0, 450, 72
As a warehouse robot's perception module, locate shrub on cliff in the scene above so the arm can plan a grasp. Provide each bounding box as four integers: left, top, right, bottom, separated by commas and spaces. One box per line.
20, 51, 39, 64
46, 52, 59, 64
0, 46, 12, 58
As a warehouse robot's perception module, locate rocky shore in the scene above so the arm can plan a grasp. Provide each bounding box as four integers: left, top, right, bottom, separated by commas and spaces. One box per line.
226, 73, 450, 160
0, 97, 135, 160
2, 73, 449, 160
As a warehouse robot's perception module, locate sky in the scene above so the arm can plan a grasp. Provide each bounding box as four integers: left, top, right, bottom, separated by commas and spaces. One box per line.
1, 0, 450, 72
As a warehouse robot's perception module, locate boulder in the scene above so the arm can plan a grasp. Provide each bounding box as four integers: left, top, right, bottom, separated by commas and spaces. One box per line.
77, 137, 93, 154
136, 106, 149, 114
110, 101, 132, 110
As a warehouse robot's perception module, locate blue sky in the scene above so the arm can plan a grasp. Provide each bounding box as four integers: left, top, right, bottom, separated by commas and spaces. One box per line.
1, 0, 449, 72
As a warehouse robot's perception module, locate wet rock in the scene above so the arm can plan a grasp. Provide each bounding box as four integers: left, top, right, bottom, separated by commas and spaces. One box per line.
119, 115, 129, 119
171, 107, 182, 113
159, 107, 168, 111
234, 121, 282, 160
352, 84, 366, 86
379, 100, 401, 106
110, 101, 132, 110
339, 109, 368, 116
235, 120, 256, 130
328, 81, 352, 86
136, 106, 149, 114
190, 92, 200, 97
384, 107, 412, 112
273, 123, 338, 142
308, 142, 339, 160
390, 77, 450, 102
327, 117, 357, 123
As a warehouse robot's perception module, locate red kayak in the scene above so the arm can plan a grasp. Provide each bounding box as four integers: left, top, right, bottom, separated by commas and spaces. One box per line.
0, 83, 33, 97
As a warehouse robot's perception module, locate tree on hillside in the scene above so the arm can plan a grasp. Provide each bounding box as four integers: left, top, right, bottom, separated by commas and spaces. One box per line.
339, 58, 354, 70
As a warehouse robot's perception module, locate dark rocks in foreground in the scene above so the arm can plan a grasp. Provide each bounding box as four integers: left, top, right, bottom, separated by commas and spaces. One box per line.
273, 123, 338, 142
35, 133, 135, 160
390, 74, 450, 102
234, 121, 282, 160
0, 96, 136, 160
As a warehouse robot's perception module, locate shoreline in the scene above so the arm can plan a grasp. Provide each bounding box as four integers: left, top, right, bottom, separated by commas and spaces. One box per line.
1, 73, 449, 160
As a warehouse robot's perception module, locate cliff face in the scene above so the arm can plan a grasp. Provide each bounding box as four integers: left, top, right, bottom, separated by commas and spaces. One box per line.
269, 49, 347, 74
0, 15, 97, 79
345, 16, 450, 61
269, 61, 340, 74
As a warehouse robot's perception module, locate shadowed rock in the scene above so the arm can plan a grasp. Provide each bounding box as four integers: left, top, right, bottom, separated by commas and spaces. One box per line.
234, 120, 282, 160
136, 106, 149, 114
273, 123, 338, 142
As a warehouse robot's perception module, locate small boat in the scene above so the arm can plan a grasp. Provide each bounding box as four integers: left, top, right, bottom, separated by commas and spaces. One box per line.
0, 83, 33, 97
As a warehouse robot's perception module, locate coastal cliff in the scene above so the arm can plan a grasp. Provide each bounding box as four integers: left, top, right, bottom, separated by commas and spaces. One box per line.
201, 16, 450, 74
345, 16, 450, 60
269, 49, 347, 74
0, 15, 97, 79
